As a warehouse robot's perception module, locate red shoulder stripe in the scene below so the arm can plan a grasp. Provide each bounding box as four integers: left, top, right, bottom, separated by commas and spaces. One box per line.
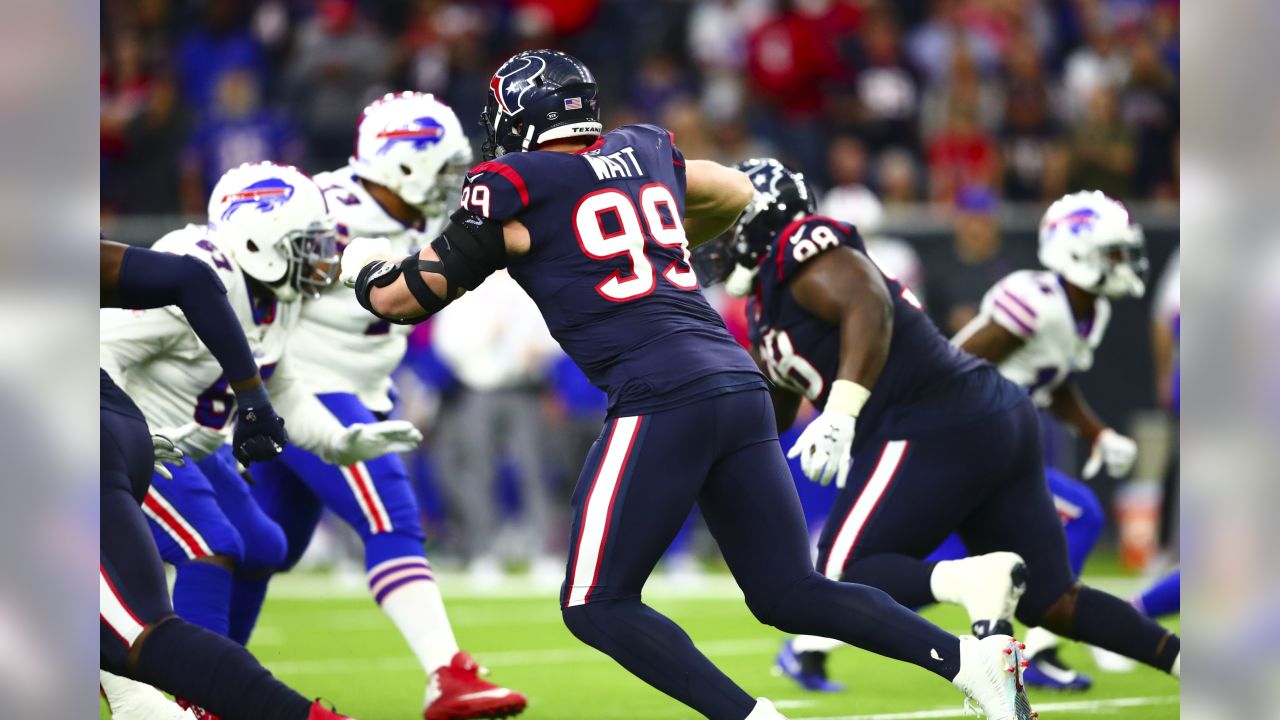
471, 160, 530, 207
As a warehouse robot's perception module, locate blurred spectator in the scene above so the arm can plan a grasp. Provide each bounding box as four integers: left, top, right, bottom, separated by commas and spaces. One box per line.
919, 41, 1002, 140
662, 100, 717, 161
181, 68, 301, 213
114, 74, 189, 215
925, 96, 998, 202
820, 181, 927, 297
818, 134, 872, 207
1121, 35, 1179, 199
876, 147, 922, 206
906, 0, 1001, 85
998, 38, 1069, 201
1069, 86, 1136, 198
925, 187, 1035, 334
632, 55, 696, 121
285, 0, 391, 170
848, 11, 923, 154
177, 0, 268, 115
1062, 13, 1130, 122
431, 271, 562, 579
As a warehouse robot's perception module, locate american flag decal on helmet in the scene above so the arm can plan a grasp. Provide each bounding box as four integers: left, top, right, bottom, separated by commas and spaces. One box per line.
564, 97, 583, 110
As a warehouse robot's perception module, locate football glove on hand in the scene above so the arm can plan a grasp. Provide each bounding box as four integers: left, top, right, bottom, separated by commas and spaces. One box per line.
324, 421, 423, 466
151, 433, 184, 481
232, 402, 288, 466
340, 236, 394, 288
787, 412, 856, 488
1082, 427, 1137, 479
163, 422, 228, 462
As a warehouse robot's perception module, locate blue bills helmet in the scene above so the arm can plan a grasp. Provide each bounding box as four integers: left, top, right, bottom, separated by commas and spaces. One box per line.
691, 158, 816, 296
481, 49, 602, 160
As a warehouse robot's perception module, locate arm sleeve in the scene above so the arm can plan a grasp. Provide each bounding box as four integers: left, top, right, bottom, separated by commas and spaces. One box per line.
117, 246, 261, 384
263, 353, 346, 459
980, 272, 1046, 340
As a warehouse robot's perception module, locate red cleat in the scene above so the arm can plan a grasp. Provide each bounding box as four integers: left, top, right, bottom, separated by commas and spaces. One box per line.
175, 698, 220, 720
309, 700, 356, 719
423, 652, 527, 720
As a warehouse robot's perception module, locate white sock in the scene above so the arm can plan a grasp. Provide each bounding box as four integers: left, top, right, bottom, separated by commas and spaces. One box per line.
1171, 652, 1180, 678
368, 557, 460, 675
100, 671, 195, 720
1022, 626, 1060, 658
791, 634, 845, 654
745, 697, 788, 719
929, 559, 967, 604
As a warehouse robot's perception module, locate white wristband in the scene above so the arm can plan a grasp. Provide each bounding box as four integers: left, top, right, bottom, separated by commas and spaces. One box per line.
825, 379, 871, 417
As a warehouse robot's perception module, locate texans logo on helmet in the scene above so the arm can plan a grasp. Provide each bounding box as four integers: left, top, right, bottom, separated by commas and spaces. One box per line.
220, 178, 295, 221
1046, 208, 1101, 235
375, 116, 446, 154
489, 54, 548, 117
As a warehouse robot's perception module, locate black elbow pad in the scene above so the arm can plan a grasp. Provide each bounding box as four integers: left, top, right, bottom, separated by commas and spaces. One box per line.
430, 208, 507, 293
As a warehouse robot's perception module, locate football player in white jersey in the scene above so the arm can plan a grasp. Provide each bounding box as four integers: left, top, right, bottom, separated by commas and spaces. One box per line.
101, 162, 422, 716
948, 190, 1148, 689
230, 93, 527, 720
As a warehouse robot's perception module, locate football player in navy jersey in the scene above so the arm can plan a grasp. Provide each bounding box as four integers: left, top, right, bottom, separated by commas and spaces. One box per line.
693, 159, 1181, 695
100, 236, 350, 720
341, 50, 1036, 720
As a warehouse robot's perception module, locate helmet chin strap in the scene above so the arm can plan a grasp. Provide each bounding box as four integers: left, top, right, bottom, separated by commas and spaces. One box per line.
725, 264, 758, 297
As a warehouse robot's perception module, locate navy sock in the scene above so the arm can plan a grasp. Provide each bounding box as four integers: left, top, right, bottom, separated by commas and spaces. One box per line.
1072, 585, 1180, 672
173, 560, 233, 636
1135, 571, 1180, 619
229, 573, 272, 645
133, 618, 312, 720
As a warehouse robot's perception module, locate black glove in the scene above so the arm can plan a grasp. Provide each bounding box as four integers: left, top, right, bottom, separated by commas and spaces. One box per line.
232, 384, 288, 466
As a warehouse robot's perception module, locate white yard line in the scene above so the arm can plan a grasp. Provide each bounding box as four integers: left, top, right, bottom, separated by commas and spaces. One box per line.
792, 695, 1178, 720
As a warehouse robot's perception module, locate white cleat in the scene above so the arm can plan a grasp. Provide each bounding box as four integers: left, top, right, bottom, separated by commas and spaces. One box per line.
100, 670, 199, 720
931, 552, 1027, 637
744, 698, 789, 719
952, 635, 1037, 720
1089, 644, 1137, 673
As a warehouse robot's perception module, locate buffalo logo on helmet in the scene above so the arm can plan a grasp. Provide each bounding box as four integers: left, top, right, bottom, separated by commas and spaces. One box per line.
1046, 207, 1101, 236
375, 116, 447, 154
219, 178, 296, 221
489, 54, 548, 117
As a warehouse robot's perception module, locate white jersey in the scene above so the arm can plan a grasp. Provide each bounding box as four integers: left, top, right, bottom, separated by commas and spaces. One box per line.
953, 269, 1111, 408
287, 167, 438, 412
100, 225, 301, 457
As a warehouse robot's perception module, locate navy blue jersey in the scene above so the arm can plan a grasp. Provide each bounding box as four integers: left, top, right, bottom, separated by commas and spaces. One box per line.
748, 217, 1016, 447
101, 368, 146, 422
461, 124, 763, 415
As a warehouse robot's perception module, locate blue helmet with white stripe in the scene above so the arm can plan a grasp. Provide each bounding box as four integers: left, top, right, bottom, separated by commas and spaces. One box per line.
481, 49, 602, 159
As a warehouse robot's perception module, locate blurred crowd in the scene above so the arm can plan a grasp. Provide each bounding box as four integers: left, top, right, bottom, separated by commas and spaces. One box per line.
102, 0, 1179, 217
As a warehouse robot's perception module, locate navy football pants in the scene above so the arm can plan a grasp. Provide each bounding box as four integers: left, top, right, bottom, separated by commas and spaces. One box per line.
561, 389, 961, 720
817, 395, 1075, 625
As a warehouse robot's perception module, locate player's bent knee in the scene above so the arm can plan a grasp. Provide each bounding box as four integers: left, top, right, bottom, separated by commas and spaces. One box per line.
1026, 583, 1082, 634
237, 520, 288, 574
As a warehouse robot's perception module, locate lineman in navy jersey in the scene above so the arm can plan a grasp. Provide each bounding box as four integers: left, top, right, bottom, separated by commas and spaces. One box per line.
696, 159, 1180, 694
343, 50, 1035, 720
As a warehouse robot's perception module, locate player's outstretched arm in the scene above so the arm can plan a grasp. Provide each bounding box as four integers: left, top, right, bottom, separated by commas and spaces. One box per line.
683, 160, 755, 247
954, 319, 1025, 364
784, 247, 893, 487
101, 237, 287, 464
343, 208, 521, 323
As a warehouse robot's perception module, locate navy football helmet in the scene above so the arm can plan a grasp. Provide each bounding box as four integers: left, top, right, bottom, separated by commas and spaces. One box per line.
481, 49, 602, 159
691, 158, 816, 296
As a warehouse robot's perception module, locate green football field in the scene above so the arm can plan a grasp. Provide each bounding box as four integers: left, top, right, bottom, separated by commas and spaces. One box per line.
104, 569, 1179, 719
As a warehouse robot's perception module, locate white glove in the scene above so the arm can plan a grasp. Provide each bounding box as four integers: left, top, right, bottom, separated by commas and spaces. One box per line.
340, 236, 394, 288
324, 421, 423, 466
788, 413, 856, 488
151, 434, 185, 481
1082, 428, 1137, 479
160, 422, 227, 463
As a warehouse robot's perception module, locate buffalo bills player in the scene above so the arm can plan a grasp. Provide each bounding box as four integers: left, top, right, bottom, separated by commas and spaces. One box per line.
99, 235, 352, 720
943, 191, 1147, 689
695, 159, 1180, 697
102, 163, 420, 715
230, 93, 526, 720
340, 50, 1036, 720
